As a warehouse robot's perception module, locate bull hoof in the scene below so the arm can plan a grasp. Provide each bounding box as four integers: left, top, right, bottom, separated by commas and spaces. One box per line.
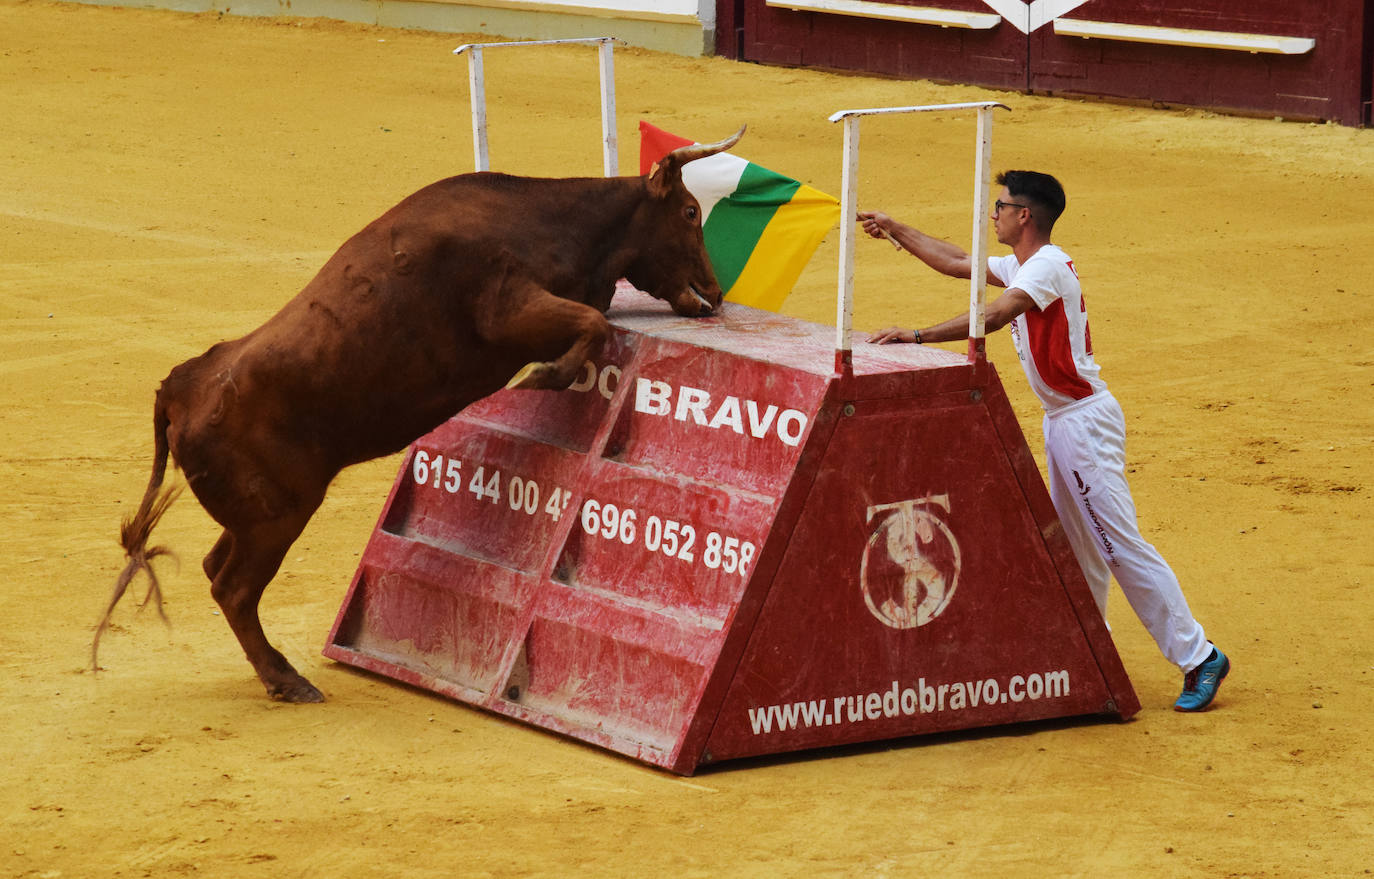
506, 361, 553, 390
268, 678, 325, 703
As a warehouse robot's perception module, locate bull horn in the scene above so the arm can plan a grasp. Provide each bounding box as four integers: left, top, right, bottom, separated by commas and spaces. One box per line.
665, 125, 746, 164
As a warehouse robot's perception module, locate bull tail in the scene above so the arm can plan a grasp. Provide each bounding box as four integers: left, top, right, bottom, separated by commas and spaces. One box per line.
92, 394, 183, 670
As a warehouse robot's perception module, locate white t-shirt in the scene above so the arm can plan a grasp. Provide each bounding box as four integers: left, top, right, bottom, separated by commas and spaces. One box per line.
988, 244, 1106, 412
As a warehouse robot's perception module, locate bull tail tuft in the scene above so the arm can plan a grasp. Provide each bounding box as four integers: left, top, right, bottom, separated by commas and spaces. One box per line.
93, 395, 183, 671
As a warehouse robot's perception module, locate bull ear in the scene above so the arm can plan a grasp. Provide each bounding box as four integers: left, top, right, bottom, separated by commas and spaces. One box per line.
646, 156, 682, 198
647, 125, 746, 198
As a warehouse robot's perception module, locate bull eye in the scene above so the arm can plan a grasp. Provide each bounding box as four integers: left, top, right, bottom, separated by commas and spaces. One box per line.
686, 205, 699, 223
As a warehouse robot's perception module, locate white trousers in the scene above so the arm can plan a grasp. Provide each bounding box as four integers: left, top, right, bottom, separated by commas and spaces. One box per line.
1042, 392, 1211, 673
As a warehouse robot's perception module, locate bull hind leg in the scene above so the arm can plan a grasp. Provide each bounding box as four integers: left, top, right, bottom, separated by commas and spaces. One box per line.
203, 530, 233, 581
210, 516, 323, 702
488, 284, 610, 392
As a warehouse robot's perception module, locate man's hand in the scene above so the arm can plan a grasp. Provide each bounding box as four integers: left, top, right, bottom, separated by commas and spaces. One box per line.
857, 211, 903, 250
867, 326, 919, 344
857, 210, 891, 240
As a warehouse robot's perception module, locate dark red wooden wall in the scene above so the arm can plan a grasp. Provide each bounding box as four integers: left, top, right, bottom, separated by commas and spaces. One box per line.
717, 0, 1374, 126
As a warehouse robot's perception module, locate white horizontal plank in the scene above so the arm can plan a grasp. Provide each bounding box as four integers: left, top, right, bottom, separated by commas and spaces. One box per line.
1053, 18, 1316, 55
767, 0, 1001, 30
828, 101, 1010, 122
418, 0, 702, 26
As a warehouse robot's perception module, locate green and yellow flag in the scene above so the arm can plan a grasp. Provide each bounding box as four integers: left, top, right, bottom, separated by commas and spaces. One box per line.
639, 121, 839, 312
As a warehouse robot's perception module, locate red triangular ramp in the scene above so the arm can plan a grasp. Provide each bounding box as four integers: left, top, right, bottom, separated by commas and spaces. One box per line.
325, 284, 1138, 774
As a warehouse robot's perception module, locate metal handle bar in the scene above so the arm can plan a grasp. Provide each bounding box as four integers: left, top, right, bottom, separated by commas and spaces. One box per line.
455, 37, 624, 177
830, 101, 1011, 371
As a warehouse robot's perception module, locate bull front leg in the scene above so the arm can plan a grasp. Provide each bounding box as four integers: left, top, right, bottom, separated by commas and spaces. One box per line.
479, 274, 611, 392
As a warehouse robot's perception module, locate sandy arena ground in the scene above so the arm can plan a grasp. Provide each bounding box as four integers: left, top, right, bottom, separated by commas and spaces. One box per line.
3, 2, 1373, 875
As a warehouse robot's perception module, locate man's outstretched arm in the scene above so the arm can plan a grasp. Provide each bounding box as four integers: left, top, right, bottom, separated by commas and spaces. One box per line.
858, 211, 973, 279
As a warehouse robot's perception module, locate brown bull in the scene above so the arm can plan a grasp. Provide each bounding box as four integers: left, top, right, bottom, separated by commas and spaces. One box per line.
97, 127, 745, 702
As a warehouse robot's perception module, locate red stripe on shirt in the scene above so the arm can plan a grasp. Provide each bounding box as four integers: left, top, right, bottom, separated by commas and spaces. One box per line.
1026, 299, 1094, 400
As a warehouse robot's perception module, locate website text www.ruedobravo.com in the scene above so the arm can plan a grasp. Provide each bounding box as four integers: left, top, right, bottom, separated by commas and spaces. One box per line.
747, 671, 1071, 735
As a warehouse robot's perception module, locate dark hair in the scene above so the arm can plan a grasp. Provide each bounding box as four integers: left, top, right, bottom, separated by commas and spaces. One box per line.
996, 170, 1066, 231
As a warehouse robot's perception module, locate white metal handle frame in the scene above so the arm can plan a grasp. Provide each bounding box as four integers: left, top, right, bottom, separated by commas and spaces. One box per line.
828, 101, 1011, 372
454, 37, 623, 177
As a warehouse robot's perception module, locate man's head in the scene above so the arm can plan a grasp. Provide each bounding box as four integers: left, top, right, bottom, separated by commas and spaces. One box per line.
992, 170, 1066, 244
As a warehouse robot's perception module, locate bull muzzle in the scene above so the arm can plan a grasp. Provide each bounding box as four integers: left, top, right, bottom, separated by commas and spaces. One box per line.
670, 282, 721, 316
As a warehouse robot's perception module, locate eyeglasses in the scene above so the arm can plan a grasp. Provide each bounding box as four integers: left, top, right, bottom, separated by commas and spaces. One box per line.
994, 199, 1029, 213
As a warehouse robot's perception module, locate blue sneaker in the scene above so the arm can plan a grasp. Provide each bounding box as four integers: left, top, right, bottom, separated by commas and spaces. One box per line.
1175, 647, 1230, 712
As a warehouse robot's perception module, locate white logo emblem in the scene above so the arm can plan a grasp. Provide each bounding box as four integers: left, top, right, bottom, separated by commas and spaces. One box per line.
859, 495, 962, 629
980, 0, 1092, 33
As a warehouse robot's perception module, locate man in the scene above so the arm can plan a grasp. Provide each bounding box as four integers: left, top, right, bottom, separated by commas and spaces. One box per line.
861, 170, 1229, 711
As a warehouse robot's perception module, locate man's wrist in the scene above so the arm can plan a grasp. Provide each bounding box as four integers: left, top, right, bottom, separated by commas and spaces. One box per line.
913, 328, 923, 344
